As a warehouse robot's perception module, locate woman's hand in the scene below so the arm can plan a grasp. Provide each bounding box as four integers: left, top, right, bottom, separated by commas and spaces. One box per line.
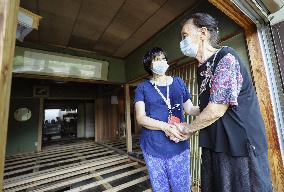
169, 130, 192, 142
162, 123, 174, 138
174, 122, 189, 134
162, 124, 186, 143
174, 123, 196, 137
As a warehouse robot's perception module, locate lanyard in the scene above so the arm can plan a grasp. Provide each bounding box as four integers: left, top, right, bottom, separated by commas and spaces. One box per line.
151, 79, 172, 115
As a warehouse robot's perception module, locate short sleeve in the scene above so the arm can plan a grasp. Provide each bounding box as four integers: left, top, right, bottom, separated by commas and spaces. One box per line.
134, 84, 145, 103
209, 53, 243, 106
176, 77, 192, 103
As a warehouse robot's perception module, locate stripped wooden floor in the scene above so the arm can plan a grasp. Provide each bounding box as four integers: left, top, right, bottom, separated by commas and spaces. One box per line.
4, 140, 152, 192
102, 137, 201, 192
101, 136, 143, 159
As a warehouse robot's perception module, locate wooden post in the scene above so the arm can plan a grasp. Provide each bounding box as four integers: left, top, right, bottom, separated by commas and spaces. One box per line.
0, 0, 20, 190
124, 84, 132, 153
93, 99, 96, 142
37, 98, 44, 152
209, 0, 284, 191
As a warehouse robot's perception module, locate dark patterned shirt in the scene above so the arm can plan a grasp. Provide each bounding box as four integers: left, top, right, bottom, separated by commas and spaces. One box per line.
197, 47, 268, 156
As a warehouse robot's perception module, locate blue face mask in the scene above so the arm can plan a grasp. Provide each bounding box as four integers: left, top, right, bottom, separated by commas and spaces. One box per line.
180, 36, 198, 58
151, 60, 169, 75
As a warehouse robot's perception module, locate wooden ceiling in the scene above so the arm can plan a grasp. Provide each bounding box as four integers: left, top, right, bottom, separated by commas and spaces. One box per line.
20, 0, 199, 58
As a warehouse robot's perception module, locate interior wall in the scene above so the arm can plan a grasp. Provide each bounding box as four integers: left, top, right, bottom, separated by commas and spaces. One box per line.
10, 78, 98, 99
6, 78, 100, 155
6, 98, 40, 155
7, 77, 126, 155
125, 1, 249, 81
95, 90, 124, 142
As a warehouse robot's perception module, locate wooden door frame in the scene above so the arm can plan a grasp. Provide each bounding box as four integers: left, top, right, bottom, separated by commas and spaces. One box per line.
209, 0, 284, 191
0, 0, 20, 190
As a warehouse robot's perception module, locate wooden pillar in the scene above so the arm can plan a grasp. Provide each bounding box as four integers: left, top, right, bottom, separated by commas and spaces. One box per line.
95, 97, 103, 142
93, 99, 96, 142
37, 98, 44, 152
0, 0, 20, 190
124, 84, 132, 153
209, 0, 284, 191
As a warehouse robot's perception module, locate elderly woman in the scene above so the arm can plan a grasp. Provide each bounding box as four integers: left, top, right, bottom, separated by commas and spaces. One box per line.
175, 13, 272, 192
134, 47, 199, 192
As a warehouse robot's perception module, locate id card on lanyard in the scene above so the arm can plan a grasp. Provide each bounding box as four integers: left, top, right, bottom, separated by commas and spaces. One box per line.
151, 79, 180, 124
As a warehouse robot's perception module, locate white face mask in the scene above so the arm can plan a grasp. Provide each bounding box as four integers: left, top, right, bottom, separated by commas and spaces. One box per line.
151, 60, 169, 75
180, 36, 198, 58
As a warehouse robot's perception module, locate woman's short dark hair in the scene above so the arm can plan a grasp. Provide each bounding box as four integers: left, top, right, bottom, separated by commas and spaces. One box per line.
183, 13, 220, 48
142, 47, 168, 76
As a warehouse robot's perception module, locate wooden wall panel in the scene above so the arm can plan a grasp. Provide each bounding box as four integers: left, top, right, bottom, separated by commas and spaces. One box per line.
209, 0, 284, 191
95, 95, 121, 142
0, 0, 19, 190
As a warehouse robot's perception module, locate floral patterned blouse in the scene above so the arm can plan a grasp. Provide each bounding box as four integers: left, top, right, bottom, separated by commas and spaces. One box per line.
209, 52, 243, 106
197, 46, 268, 156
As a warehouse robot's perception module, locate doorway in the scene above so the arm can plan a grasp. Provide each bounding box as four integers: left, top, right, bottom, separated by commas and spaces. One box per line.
43, 107, 78, 146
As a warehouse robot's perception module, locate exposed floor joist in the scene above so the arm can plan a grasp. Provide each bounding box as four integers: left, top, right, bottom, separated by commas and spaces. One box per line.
102, 136, 142, 158
4, 140, 151, 192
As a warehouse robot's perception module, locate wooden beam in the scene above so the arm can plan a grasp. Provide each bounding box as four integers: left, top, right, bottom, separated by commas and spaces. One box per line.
28, 161, 136, 192
124, 84, 132, 153
0, 0, 20, 190
5, 142, 98, 162
12, 73, 121, 85
93, 173, 113, 190
3, 141, 146, 191
66, 167, 147, 192
4, 147, 106, 171
209, 0, 284, 191
98, 142, 145, 165
5, 159, 130, 191
102, 175, 149, 192
5, 142, 97, 162
4, 150, 114, 176
37, 98, 44, 152
4, 154, 125, 189
5, 154, 122, 184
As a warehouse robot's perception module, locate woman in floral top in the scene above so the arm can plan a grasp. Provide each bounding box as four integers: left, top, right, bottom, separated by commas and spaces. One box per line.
173, 13, 273, 192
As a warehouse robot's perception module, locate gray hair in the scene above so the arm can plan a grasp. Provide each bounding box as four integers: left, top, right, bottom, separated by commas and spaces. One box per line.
183, 13, 220, 48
